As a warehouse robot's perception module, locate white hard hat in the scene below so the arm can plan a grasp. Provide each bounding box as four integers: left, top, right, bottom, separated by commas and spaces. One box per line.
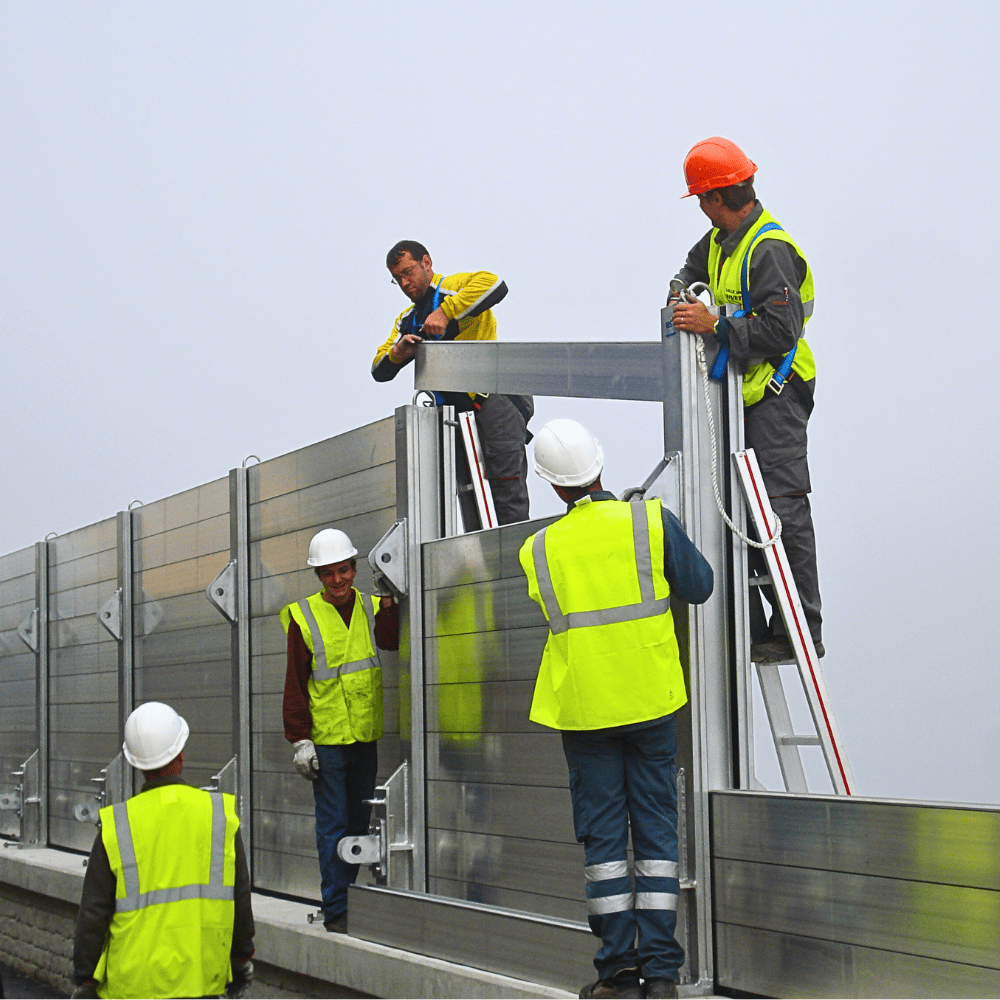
307, 528, 358, 567
532, 419, 604, 487
123, 702, 189, 771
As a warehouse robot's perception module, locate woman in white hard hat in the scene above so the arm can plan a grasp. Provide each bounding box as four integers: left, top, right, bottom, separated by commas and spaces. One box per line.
279, 528, 398, 934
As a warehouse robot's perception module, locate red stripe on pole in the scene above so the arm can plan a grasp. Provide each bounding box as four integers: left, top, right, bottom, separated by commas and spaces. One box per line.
740, 453, 852, 794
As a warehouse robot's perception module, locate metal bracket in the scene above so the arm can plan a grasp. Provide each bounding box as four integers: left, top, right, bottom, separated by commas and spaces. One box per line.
16, 609, 38, 652
97, 588, 123, 640
206, 561, 238, 623
368, 521, 408, 599
337, 833, 381, 865
337, 761, 413, 886
640, 451, 683, 517
7, 750, 41, 846
201, 756, 238, 796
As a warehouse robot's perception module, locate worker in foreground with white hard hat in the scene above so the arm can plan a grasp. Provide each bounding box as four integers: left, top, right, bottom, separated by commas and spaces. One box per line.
669, 137, 823, 664
518, 420, 713, 1000
280, 527, 398, 933
72, 702, 255, 999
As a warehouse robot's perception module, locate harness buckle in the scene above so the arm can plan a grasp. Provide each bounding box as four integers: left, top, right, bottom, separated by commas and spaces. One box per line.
767, 372, 787, 395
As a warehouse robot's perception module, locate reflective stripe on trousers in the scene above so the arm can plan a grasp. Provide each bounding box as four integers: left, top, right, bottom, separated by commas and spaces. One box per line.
532, 501, 668, 634
111, 792, 233, 912
584, 860, 679, 916
297, 598, 378, 682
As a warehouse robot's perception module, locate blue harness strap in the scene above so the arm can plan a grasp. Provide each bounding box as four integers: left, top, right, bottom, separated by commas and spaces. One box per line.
411, 278, 445, 405
708, 222, 797, 390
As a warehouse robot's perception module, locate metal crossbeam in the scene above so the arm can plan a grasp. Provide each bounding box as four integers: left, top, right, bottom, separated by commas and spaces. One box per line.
414, 341, 666, 401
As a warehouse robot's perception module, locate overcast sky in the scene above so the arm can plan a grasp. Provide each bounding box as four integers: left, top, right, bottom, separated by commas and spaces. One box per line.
2, 1, 997, 804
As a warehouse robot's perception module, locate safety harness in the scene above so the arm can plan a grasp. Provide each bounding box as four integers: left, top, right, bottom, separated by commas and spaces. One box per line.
707, 222, 798, 395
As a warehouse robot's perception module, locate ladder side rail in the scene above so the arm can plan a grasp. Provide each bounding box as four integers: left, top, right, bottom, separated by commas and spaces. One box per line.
754, 663, 809, 793
733, 448, 855, 795
458, 411, 498, 531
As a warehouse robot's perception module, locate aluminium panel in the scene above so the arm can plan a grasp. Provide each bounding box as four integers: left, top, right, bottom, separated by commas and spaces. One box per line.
250, 465, 396, 540
247, 420, 398, 899
253, 846, 323, 902
0, 546, 37, 839
349, 884, 596, 992
248, 417, 395, 506
716, 921, 1000, 999
714, 857, 999, 971
429, 876, 587, 924
712, 789, 1000, 890
426, 731, 567, 788
428, 827, 583, 902
427, 779, 575, 843
47, 519, 119, 852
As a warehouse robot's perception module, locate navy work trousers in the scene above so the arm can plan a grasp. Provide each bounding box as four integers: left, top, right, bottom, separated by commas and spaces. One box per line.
561, 715, 683, 982
313, 741, 378, 922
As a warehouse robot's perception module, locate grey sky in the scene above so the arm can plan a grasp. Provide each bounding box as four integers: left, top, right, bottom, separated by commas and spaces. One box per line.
2, 2, 997, 803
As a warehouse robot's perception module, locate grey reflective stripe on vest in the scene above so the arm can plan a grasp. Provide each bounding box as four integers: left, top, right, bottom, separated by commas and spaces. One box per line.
634, 859, 678, 878
587, 892, 633, 915
585, 860, 629, 882
534, 502, 669, 636
113, 802, 139, 900
297, 599, 328, 677
301, 597, 378, 682
803, 300, 815, 319
111, 793, 233, 914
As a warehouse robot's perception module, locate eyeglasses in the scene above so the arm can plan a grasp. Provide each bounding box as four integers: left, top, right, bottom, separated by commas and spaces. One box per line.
390, 263, 421, 286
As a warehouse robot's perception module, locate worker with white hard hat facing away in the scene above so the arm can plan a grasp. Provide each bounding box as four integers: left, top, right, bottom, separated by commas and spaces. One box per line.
280, 528, 398, 933
72, 702, 255, 999
518, 420, 713, 1000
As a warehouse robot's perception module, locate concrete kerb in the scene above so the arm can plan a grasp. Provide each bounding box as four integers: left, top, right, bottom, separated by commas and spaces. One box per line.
0, 845, 574, 999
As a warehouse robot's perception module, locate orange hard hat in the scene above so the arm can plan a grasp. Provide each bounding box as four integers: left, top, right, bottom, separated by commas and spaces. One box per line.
682, 137, 757, 197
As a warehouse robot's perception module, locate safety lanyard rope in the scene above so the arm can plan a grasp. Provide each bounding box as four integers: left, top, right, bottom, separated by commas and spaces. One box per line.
708, 222, 797, 391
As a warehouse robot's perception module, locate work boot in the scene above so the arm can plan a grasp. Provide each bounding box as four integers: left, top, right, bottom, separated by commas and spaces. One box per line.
750, 636, 793, 663
579, 967, 642, 998
751, 637, 825, 663
642, 978, 678, 999
324, 914, 348, 934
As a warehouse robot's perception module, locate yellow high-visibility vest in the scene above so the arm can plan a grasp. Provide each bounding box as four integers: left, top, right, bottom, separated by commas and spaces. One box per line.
280, 589, 384, 744
95, 784, 238, 999
519, 498, 687, 730
708, 206, 816, 406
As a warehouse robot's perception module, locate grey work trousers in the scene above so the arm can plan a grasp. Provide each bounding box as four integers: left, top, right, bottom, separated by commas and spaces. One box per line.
473, 393, 533, 525
744, 376, 822, 644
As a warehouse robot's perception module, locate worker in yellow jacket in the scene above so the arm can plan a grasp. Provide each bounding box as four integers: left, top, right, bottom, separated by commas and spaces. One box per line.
519, 420, 712, 1000
72, 702, 254, 999
372, 240, 533, 524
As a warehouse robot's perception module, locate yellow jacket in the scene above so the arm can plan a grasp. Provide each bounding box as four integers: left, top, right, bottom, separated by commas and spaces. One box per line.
371, 271, 508, 382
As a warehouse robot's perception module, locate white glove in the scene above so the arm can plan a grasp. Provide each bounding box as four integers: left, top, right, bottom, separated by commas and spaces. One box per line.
292, 740, 319, 781
227, 959, 254, 998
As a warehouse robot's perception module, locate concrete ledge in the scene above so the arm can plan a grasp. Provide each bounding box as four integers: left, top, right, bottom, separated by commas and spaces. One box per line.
0, 846, 87, 905
0, 845, 573, 998
253, 894, 574, 999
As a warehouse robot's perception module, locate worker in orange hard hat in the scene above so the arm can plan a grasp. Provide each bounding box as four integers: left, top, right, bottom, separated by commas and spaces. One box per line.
670, 137, 824, 666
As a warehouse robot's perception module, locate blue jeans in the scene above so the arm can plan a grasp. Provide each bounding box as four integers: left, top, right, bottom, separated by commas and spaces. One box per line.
313, 741, 378, 922
561, 715, 683, 982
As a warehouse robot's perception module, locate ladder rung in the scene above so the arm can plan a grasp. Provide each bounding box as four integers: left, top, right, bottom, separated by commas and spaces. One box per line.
779, 735, 822, 746
749, 575, 773, 587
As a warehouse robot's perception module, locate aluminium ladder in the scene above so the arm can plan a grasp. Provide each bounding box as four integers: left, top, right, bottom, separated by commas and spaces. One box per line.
734, 447, 854, 795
